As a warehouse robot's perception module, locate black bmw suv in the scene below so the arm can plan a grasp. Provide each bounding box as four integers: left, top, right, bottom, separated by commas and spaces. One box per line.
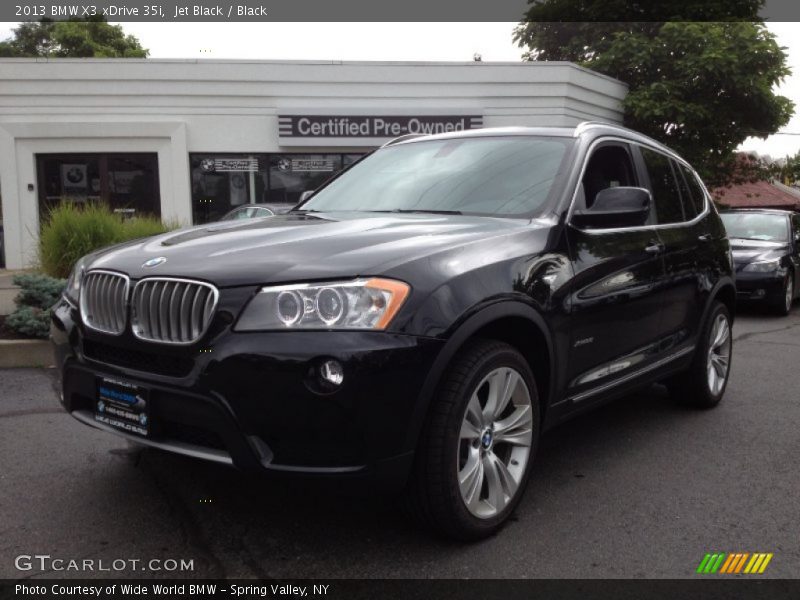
52, 123, 735, 540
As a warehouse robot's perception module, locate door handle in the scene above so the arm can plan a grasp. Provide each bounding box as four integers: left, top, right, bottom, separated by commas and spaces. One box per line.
698, 234, 712, 242
644, 242, 664, 254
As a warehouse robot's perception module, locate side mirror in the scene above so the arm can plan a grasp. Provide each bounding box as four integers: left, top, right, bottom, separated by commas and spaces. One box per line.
572, 187, 652, 229
299, 190, 315, 203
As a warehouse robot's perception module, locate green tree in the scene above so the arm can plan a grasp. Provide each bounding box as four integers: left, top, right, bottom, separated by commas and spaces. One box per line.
514, 1, 793, 187
777, 152, 800, 185
0, 18, 147, 58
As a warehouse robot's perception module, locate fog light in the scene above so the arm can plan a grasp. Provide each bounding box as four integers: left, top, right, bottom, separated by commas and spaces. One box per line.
319, 359, 344, 386
754, 289, 766, 298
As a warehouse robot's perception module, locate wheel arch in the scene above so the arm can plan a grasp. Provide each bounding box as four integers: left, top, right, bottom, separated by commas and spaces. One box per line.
708, 277, 736, 324
405, 301, 555, 452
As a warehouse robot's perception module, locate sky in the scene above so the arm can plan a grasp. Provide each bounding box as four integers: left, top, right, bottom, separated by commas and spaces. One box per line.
1, 21, 799, 158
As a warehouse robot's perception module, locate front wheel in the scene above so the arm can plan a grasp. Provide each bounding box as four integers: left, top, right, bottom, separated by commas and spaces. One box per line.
772, 272, 794, 316
403, 340, 540, 540
667, 301, 732, 408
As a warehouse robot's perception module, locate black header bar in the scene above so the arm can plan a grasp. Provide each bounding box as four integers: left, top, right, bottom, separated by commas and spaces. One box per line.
4, 579, 800, 600
3, 0, 800, 22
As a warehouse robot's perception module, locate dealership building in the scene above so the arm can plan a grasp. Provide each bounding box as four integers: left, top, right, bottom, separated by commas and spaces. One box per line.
0, 58, 626, 269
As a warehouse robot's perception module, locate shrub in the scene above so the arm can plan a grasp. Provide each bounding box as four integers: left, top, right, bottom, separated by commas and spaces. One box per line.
123, 216, 177, 240
39, 202, 175, 278
12, 273, 65, 309
39, 202, 120, 279
5, 273, 66, 339
5, 305, 52, 339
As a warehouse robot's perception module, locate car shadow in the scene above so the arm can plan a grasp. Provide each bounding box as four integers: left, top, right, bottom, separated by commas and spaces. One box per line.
734, 301, 795, 319
117, 382, 692, 574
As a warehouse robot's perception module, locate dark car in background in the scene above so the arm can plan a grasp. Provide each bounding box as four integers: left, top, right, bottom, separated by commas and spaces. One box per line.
219, 203, 292, 221
720, 209, 800, 315
51, 123, 735, 540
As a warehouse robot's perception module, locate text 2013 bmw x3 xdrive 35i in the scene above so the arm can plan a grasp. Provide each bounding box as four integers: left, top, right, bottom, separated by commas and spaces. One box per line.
52, 123, 735, 540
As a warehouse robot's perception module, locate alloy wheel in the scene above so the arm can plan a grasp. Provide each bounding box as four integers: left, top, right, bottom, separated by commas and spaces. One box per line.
706, 313, 732, 396
785, 275, 794, 313
457, 367, 533, 519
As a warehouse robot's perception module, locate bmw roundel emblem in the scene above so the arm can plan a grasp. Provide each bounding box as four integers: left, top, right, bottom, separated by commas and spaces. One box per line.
142, 256, 167, 268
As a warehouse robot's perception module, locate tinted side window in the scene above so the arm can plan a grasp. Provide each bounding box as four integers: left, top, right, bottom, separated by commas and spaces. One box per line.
678, 164, 707, 217
580, 144, 637, 209
642, 148, 685, 224
673, 162, 700, 219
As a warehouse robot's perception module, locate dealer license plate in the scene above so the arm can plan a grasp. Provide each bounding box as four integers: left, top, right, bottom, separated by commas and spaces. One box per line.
94, 377, 150, 437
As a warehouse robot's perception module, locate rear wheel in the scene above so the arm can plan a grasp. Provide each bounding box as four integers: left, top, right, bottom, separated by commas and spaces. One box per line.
667, 302, 732, 408
403, 340, 540, 540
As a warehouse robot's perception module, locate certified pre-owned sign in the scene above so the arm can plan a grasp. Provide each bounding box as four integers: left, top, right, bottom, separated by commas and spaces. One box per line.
278, 115, 482, 144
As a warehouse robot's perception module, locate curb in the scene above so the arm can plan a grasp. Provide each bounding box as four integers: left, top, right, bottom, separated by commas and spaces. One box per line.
0, 338, 53, 368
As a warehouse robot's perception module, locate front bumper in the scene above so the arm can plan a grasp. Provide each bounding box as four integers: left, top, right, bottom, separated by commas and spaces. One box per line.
51, 298, 444, 491
733, 268, 787, 302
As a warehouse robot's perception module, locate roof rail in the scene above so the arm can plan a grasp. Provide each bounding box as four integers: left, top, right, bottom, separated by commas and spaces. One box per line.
381, 133, 427, 147
573, 121, 693, 167
573, 121, 631, 137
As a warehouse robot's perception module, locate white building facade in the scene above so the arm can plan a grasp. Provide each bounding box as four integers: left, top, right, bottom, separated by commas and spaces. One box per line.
0, 58, 627, 269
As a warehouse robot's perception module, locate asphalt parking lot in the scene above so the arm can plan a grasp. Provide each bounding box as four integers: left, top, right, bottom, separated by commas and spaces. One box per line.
1, 308, 799, 580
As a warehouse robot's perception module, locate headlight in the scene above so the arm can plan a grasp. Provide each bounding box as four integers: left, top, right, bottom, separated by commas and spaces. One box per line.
743, 259, 781, 273
235, 278, 410, 331
64, 256, 89, 305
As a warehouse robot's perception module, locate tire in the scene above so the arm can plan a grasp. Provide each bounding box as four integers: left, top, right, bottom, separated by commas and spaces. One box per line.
403, 339, 540, 540
667, 302, 732, 409
771, 272, 794, 316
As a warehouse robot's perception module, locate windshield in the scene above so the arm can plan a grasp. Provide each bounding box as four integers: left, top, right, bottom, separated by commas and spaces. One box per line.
721, 212, 789, 242
299, 136, 574, 217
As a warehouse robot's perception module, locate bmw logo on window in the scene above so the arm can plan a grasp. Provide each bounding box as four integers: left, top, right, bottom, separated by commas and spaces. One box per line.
65, 167, 85, 184
142, 256, 167, 268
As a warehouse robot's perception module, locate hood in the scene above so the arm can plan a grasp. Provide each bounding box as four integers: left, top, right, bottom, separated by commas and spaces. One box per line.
729, 238, 790, 265
87, 212, 535, 287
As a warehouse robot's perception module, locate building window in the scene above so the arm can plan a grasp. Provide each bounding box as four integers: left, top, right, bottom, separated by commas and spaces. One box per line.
36, 153, 160, 219
190, 153, 361, 224
190, 154, 267, 224
343, 154, 364, 169
266, 154, 343, 205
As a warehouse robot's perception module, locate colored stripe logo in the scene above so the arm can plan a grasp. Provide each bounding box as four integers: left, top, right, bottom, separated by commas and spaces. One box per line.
696, 552, 773, 574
